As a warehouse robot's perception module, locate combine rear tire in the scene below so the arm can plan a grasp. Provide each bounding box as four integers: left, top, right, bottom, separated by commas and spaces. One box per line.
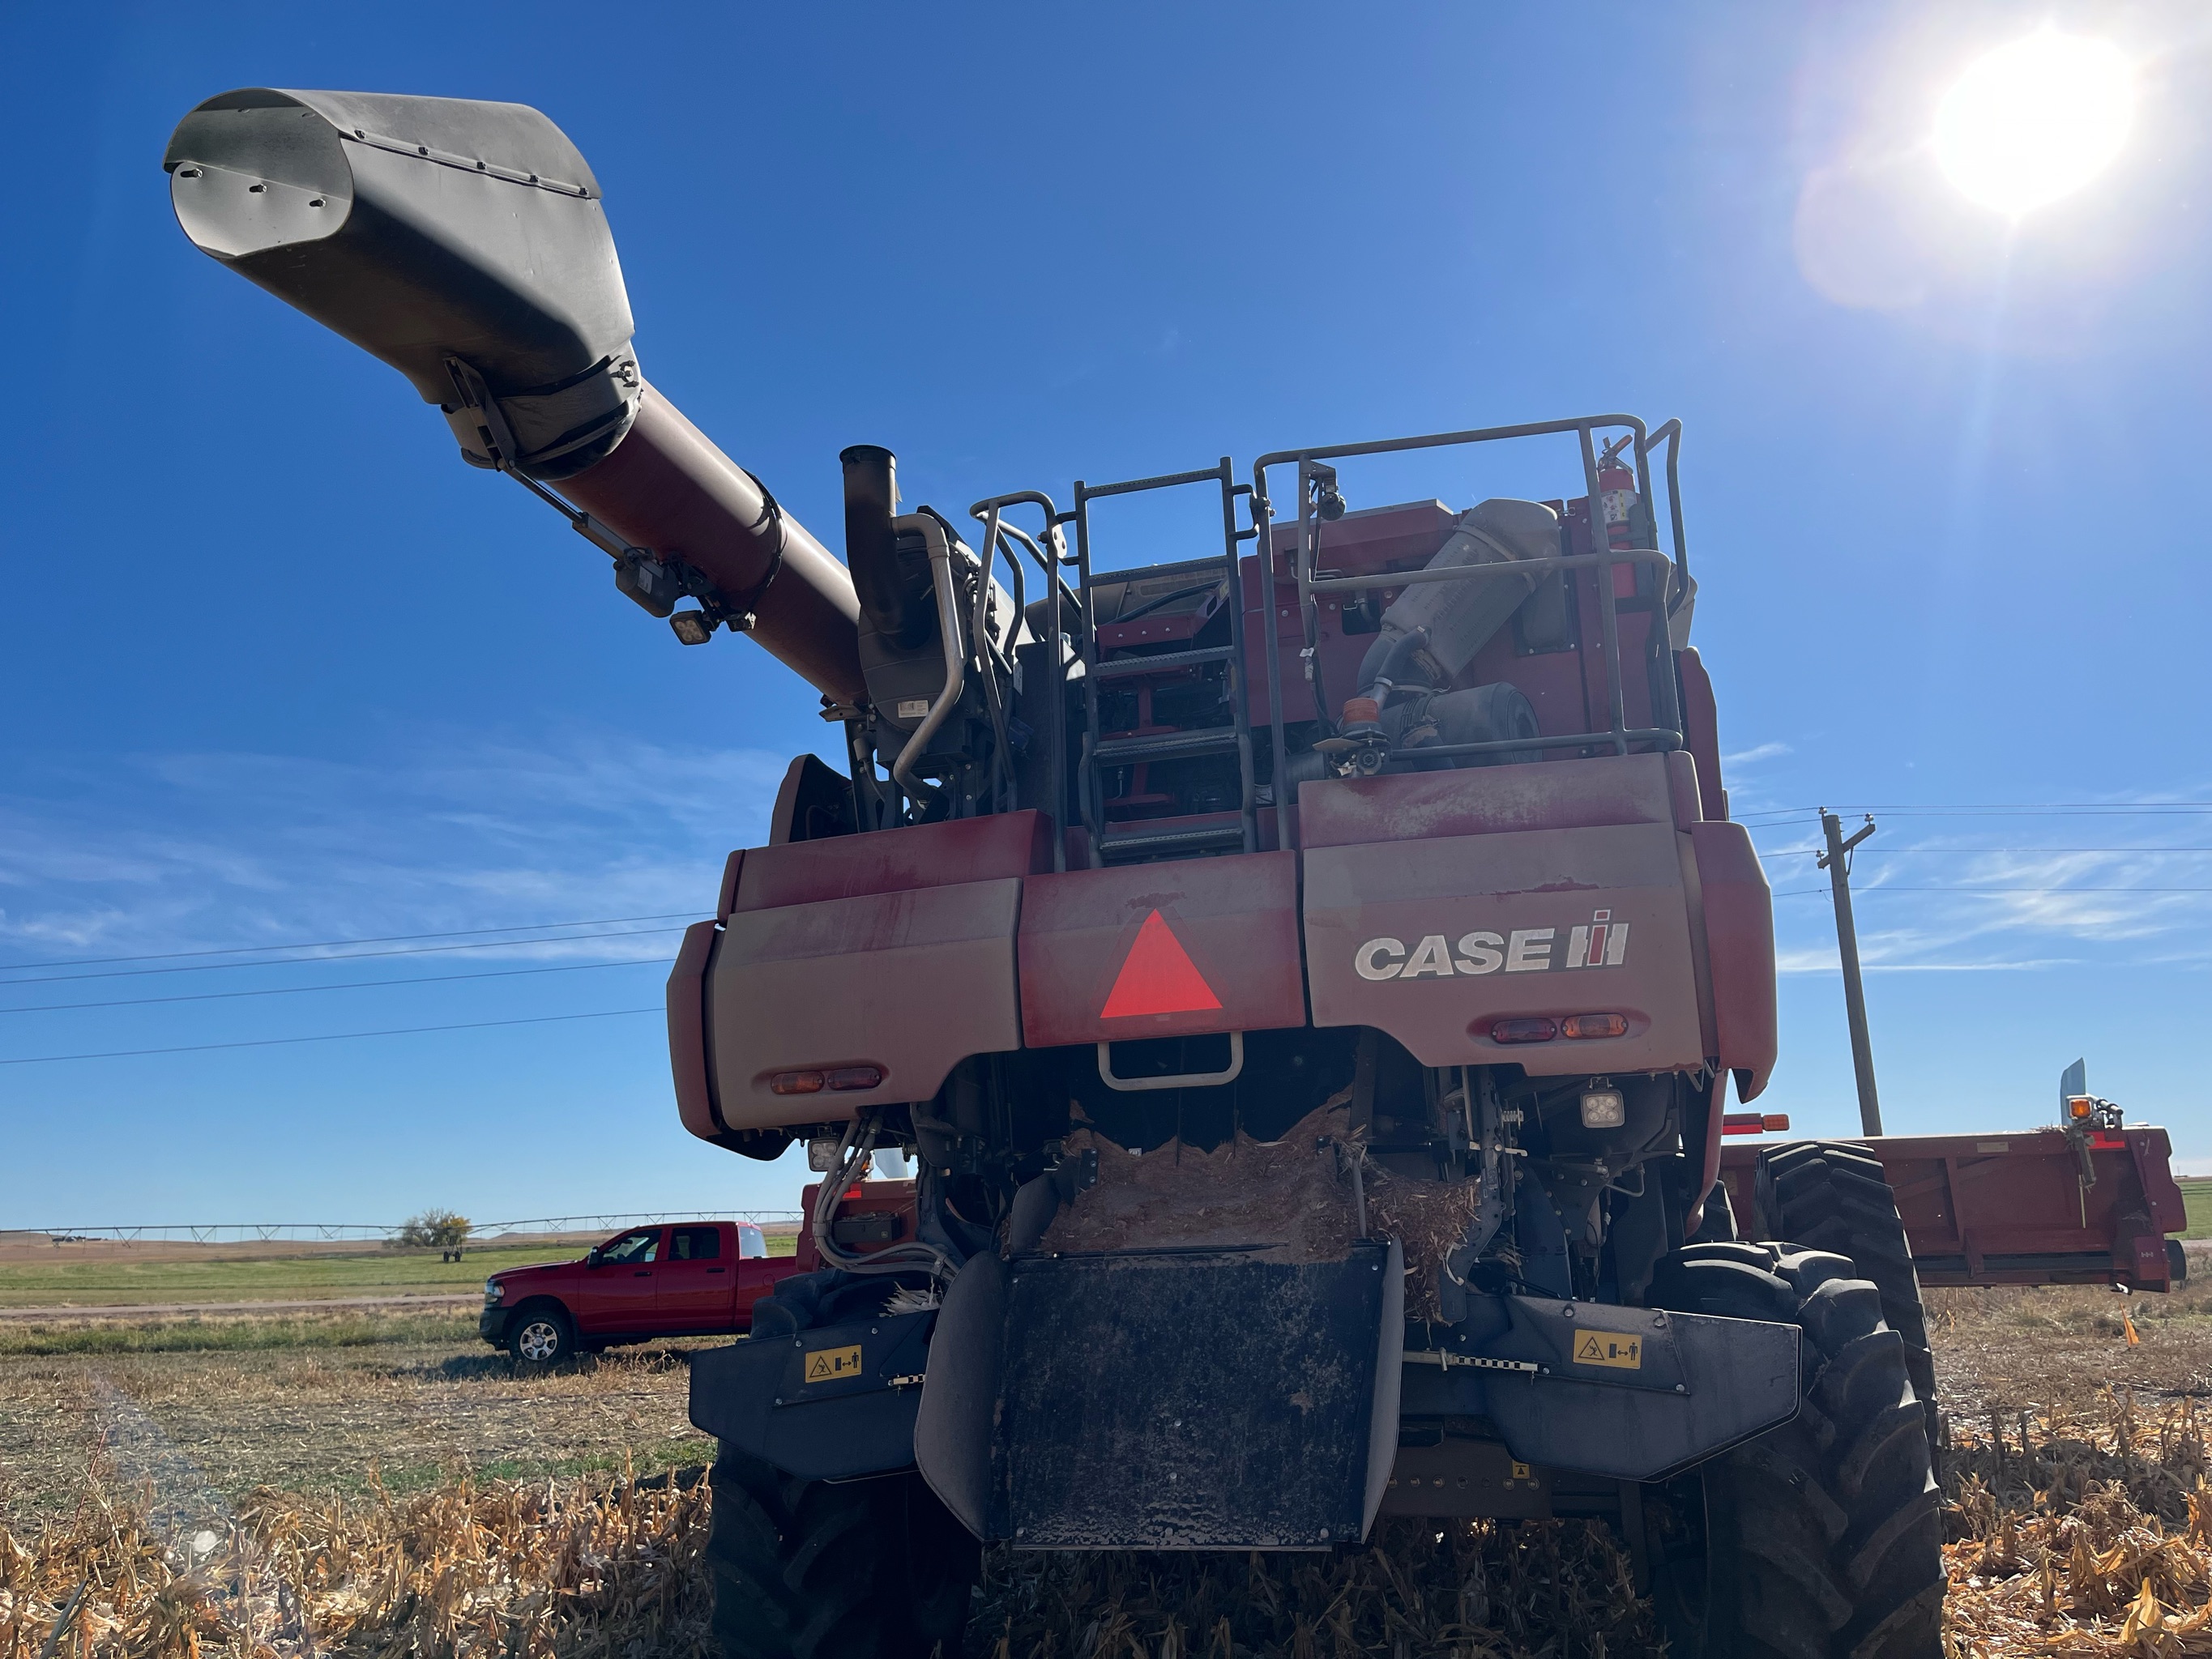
1756, 1141, 1941, 1462
1644, 1246, 1944, 1658
706, 1448, 976, 1659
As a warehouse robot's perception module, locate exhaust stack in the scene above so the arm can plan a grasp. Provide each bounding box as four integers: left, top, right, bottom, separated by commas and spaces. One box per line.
840, 445, 935, 652
165, 87, 864, 703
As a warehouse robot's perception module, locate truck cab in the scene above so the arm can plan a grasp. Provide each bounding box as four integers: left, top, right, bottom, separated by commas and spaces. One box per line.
480, 1220, 796, 1363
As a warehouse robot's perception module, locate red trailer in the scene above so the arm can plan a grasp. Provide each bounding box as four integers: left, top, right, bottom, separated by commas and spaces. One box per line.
1721, 1118, 2189, 1291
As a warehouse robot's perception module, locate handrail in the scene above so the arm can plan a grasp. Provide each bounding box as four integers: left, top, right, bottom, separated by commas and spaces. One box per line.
1249, 413, 1686, 851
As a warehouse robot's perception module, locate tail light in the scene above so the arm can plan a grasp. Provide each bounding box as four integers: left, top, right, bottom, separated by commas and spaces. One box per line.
1490, 1017, 1557, 1044
773, 1066, 882, 1095
1560, 1013, 1627, 1040
1722, 1112, 1791, 1135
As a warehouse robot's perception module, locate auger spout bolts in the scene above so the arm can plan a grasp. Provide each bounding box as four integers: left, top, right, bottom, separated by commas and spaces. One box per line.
164, 87, 864, 703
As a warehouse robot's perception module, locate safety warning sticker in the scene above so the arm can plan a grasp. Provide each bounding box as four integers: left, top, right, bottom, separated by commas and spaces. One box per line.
804, 1344, 865, 1383
1572, 1332, 1642, 1370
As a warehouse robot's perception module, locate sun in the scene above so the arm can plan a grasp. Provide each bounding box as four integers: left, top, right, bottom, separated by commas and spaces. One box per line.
1933, 31, 2134, 215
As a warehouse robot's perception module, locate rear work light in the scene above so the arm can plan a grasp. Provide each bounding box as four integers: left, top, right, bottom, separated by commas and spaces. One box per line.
1559, 1013, 1628, 1040
1578, 1088, 1626, 1128
1722, 1112, 1792, 1135
773, 1066, 882, 1095
1490, 1017, 1557, 1044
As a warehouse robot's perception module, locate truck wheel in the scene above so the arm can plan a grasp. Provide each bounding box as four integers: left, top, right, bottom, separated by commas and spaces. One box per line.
707, 1447, 976, 1659
507, 1305, 574, 1367
1644, 1247, 1945, 1658
1756, 1141, 1941, 1464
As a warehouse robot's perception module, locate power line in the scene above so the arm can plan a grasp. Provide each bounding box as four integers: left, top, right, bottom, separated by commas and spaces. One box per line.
0, 1007, 664, 1067
1736, 804, 2212, 823
1757, 847, 2212, 859
0, 912, 703, 974
0, 924, 690, 987
1772, 885, 2212, 898
0, 956, 664, 1016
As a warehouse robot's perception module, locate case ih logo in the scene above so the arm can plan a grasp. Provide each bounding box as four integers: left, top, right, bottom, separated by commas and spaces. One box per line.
1354, 910, 1629, 982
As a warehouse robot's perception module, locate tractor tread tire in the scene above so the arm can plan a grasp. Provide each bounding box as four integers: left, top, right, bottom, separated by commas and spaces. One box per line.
707, 1448, 976, 1659
1756, 1141, 1941, 1462
1647, 1252, 1944, 1658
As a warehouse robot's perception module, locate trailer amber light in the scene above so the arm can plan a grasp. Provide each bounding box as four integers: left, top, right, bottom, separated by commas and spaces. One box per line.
2069, 1095, 2094, 1120
771, 1070, 825, 1094
825, 1066, 883, 1091
1762, 1114, 1790, 1132
1490, 1017, 1557, 1044
1560, 1013, 1628, 1040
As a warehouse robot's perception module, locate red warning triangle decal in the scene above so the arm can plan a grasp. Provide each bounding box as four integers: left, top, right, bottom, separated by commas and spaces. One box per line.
1100, 910, 1223, 1019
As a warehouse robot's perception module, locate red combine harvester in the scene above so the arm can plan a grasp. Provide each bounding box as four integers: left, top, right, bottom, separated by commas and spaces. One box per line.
164, 83, 2183, 1659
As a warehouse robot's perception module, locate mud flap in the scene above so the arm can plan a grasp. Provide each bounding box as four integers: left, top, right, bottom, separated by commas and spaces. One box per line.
1398, 1296, 1800, 1482
689, 1309, 934, 1482
917, 1239, 1403, 1549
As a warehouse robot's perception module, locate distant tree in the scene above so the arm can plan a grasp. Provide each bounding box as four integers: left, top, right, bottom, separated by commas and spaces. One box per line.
396, 1209, 472, 1249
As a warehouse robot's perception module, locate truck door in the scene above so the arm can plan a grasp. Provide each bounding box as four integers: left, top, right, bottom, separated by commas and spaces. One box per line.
574, 1227, 663, 1336
659, 1225, 738, 1332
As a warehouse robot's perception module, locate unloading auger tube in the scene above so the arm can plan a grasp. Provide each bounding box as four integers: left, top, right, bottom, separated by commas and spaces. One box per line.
163, 87, 867, 705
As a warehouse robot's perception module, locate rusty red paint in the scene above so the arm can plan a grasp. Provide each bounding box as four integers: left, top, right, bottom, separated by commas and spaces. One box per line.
1719, 1125, 2188, 1290
1018, 852, 1304, 1047
732, 810, 1051, 912
1690, 821, 1776, 1102
1299, 753, 1677, 851
1676, 647, 1728, 822
1302, 818, 1703, 1074
667, 919, 721, 1144
710, 878, 1024, 1130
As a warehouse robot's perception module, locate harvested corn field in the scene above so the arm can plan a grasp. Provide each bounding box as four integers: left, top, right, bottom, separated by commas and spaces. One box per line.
1, 1278, 2206, 1656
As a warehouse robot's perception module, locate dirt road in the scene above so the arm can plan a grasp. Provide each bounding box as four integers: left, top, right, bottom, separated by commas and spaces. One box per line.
0, 1293, 480, 1321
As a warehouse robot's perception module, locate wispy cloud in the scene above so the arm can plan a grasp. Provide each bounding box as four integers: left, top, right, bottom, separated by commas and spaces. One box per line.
1723, 740, 1793, 767
0, 728, 794, 966
1763, 826, 2212, 975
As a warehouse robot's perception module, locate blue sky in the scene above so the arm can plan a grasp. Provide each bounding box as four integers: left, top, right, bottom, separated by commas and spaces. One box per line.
2, 1, 2207, 1229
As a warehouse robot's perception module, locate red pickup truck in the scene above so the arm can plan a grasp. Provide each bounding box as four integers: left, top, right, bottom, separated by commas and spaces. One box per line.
479, 1182, 923, 1363
480, 1220, 803, 1364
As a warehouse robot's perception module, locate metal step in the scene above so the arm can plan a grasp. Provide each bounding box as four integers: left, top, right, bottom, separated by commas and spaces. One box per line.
1090, 644, 1237, 680
1092, 727, 1243, 765
1098, 820, 1250, 859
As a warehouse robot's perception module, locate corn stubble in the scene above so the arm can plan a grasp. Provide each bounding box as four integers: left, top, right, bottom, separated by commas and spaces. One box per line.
6, 1395, 2211, 1657
0, 1462, 711, 1659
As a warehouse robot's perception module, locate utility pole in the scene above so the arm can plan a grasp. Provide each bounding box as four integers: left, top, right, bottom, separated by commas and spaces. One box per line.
1819, 808, 1882, 1136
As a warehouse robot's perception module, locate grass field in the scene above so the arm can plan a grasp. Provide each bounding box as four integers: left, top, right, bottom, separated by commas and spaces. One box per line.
2180, 1175, 2212, 1239
0, 1231, 798, 1310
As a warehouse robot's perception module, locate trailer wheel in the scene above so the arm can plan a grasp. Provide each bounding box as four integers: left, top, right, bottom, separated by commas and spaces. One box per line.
706, 1447, 976, 1659
1644, 1248, 1945, 1659
1756, 1141, 1941, 1463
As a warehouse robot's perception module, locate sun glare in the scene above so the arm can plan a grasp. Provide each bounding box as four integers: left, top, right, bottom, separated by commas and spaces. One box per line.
1934, 31, 2134, 215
